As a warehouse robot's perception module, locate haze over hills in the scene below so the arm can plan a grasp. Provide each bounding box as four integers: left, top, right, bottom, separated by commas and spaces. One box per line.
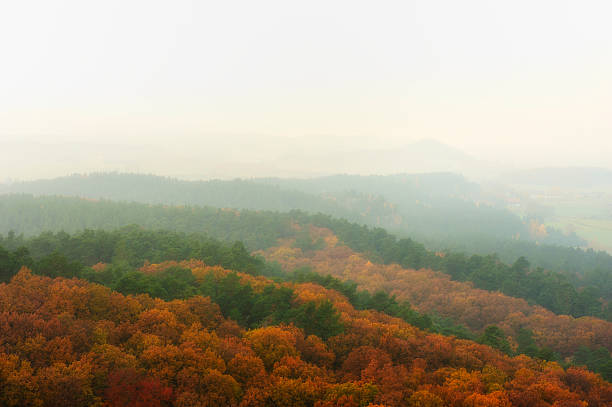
5, 134, 612, 186
267, 138, 504, 180
0, 172, 530, 239
1, 137, 510, 181
498, 167, 612, 189
8, 158, 612, 256
1, 171, 595, 261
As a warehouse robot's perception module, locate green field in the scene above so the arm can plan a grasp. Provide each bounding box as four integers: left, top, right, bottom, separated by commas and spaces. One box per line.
505, 186, 612, 254
548, 217, 612, 253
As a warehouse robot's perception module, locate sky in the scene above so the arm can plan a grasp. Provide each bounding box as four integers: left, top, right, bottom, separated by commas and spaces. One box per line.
1, 0, 611, 180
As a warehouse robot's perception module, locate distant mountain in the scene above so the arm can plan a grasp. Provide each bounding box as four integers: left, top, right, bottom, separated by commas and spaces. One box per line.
2, 137, 508, 180
499, 167, 612, 189
355, 138, 480, 174
270, 138, 503, 179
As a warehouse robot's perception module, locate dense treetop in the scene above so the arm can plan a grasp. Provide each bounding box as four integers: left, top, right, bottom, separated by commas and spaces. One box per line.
1, 262, 610, 406
1, 196, 610, 319
0, 171, 589, 255
1, 226, 611, 384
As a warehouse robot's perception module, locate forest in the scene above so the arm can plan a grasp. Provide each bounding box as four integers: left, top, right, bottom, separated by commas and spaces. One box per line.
2, 195, 611, 319
0, 172, 587, 251
5, 1, 612, 404
1, 234, 611, 405
1, 225, 611, 383
1, 179, 612, 405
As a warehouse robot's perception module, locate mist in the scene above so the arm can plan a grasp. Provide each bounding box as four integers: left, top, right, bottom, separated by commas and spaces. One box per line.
2, 133, 611, 182
2, 0, 612, 181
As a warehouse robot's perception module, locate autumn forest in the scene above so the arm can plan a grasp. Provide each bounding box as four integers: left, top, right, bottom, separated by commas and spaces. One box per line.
0, 174, 611, 406
4, 1, 612, 404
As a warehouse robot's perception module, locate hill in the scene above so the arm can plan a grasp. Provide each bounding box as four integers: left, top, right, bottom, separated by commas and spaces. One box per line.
0, 171, 586, 247
0, 227, 610, 405
1, 194, 610, 307
267, 138, 501, 178
2, 221, 612, 382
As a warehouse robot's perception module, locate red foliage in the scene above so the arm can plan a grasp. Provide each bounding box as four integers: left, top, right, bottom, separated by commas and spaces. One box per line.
0, 267, 609, 406
105, 368, 173, 407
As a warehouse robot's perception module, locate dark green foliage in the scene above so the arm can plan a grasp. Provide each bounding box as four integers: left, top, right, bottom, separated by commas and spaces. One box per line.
477, 325, 559, 361
197, 270, 343, 338
0, 244, 32, 282
0, 226, 267, 277
429, 316, 475, 340
515, 328, 556, 361
422, 234, 612, 299
478, 326, 512, 355
287, 300, 344, 340
516, 328, 540, 357
250, 285, 295, 327
112, 266, 198, 301
572, 346, 612, 382
34, 251, 82, 279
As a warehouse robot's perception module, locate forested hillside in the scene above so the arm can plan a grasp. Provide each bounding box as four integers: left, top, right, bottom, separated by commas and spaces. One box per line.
261, 229, 612, 362
4, 268, 611, 406
1, 172, 585, 248
1, 173, 403, 232
0, 227, 611, 405
1, 225, 612, 384
2, 194, 611, 307
2, 190, 612, 393
1, 172, 604, 278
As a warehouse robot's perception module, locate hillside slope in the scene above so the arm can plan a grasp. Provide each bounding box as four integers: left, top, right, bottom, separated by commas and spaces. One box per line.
1, 172, 583, 246
1, 261, 610, 406
259, 228, 612, 357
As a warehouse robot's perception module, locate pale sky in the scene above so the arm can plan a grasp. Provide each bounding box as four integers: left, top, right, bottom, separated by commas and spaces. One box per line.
1, 0, 611, 179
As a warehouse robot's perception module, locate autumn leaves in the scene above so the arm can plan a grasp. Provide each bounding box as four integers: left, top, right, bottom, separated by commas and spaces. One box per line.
0, 266, 610, 406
